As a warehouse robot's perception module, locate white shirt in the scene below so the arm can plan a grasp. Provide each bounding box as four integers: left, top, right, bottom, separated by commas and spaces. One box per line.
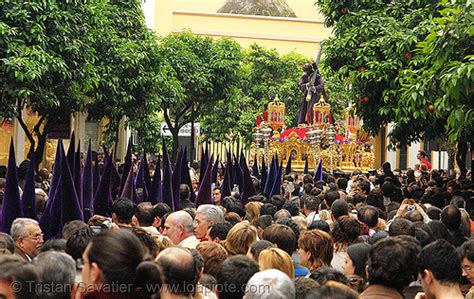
306, 211, 320, 224
178, 235, 200, 249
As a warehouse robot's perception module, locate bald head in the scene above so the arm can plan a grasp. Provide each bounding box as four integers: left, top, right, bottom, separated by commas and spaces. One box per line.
163, 211, 194, 245
156, 247, 199, 296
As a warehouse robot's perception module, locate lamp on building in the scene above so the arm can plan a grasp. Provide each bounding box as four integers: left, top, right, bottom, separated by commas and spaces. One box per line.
267, 96, 285, 131
312, 95, 331, 129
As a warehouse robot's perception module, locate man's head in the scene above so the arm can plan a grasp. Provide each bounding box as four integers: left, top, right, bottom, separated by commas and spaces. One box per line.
459, 240, 474, 285
0, 232, 14, 254
418, 240, 462, 298
0, 255, 39, 298
135, 202, 156, 227
440, 205, 462, 232
245, 269, 295, 299
417, 150, 427, 160
207, 221, 233, 243
255, 215, 273, 239
163, 211, 194, 245
302, 195, 320, 216
357, 205, 379, 229
62, 220, 88, 240
111, 197, 135, 225
156, 247, 199, 297
262, 224, 296, 256
11, 218, 43, 258
331, 199, 349, 221
194, 204, 224, 240
389, 218, 415, 237
367, 237, 420, 292
216, 255, 259, 299
32, 251, 76, 298
212, 187, 221, 205
153, 203, 171, 228
356, 181, 370, 196
179, 183, 191, 201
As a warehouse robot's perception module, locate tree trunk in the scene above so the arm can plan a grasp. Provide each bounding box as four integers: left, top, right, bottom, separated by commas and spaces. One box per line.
456, 140, 468, 179
171, 128, 179, 164
114, 117, 121, 161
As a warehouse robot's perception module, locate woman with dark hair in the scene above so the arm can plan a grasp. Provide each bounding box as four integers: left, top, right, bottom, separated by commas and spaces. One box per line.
79, 229, 160, 298
427, 220, 453, 244
331, 216, 361, 272
343, 243, 371, 292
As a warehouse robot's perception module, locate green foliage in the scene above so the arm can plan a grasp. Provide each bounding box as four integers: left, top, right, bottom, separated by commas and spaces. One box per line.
201, 44, 309, 144
316, 0, 473, 147
156, 31, 244, 158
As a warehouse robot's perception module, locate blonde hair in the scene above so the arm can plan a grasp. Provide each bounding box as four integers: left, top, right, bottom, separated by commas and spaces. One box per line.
245, 202, 261, 225
224, 222, 257, 256
401, 199, 416, 205
292, 216, 308, 234
258, 247, 294, 279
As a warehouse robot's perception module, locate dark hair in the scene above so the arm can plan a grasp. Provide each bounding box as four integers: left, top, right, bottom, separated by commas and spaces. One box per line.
0, 232, 15, 254
441, 205, 462, 231
86, 229, 144, 286
418, 240, 461, 284
305, 283, 358, 299
426, 206, 442, 220
368, 230, 389, 245
324, 191, 340, 207
255, 215, 273, 230
427, 221, 452, 243
309, 267, 349, 286
262, 224, 296, 255
347, 243, 371, 279
271, 195, 285, 210
227, 201, 246, 218
179, 183, 191, 201
308, 220, 330, 233
294, 277, 319, 299
135, 202, 156, 227
209, 221, 233, 241
331, 216, 360, 249
62, 220, 88, 240
260, 203, 277, 218
66, 228, 92, 262
358, 205, 379, 228
458, 240, 474, 262
154, 203, 171, 219
276, 217, 300, 246
331, 200, 349, 220
39, 239, 67, 253
133, 228, 159, 258
367, 237, 420, 291
157, 247, 199, 296
303, 175, 313, 185
111, 197, 135, 224
282, 200, 300, 216
389, 218, 415, 237
134, 261, 162, 297
249, 240, 274, 261
216, 255, 259, 299
0, 255, 39, 298
303, 195, 320, 212
337, 178, 348, 191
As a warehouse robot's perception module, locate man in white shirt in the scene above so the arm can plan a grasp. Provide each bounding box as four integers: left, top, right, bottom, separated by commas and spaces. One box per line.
302, 195, 320, 224
163, 210, 199, 248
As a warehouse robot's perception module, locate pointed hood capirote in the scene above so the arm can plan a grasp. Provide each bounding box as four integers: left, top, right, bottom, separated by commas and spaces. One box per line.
119, 139, 133, 195
180, 147, 195, 203
172, 148, 184, 211
40, 139, 64, 240
285, 155, 292, 175
269, 161, 283, 198
82, 141, 94, 222
303, 157, 309, 174
240, 153, 257, 205
60, 148, 84, 224
0, 139, 23, 233
74, 140, 82, 210
314, 159, 323, 183
195, 158, 213, 208
161, 139, 174, 211
260, 158, 267, 194
94, 154, 113, 217
252, 155, 260, 179
121, 167, 139, 204
21, 153, 36, 220
66, 131, 75, 178
148, 155, 162, 205
211, 154, 220, 184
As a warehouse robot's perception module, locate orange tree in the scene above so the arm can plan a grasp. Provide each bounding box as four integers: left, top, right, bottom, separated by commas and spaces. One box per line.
316, 0, 472, 174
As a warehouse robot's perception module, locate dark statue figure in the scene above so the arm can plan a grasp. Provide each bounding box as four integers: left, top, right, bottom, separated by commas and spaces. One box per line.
297, 62, 324, 125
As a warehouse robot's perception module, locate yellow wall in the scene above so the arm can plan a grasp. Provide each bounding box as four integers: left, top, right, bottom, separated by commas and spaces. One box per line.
154, 0, 331, 57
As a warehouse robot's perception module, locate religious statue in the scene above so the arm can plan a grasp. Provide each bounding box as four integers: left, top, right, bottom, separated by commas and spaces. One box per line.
297, 62, 324, 125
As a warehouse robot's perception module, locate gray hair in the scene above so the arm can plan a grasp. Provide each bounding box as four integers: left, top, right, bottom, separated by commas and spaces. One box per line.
245, 269, 295, 299
171, 211, 194, 233
33, 251, 76, 298
10, 218, 39, 242
197, 204, 224, 223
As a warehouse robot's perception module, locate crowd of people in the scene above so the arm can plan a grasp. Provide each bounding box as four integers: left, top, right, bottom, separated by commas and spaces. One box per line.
0, 148, 473, 299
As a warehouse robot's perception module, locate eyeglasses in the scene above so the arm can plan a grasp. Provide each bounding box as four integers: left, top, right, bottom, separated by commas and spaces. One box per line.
462, 265, 473, 272
28, 233, 44, 241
